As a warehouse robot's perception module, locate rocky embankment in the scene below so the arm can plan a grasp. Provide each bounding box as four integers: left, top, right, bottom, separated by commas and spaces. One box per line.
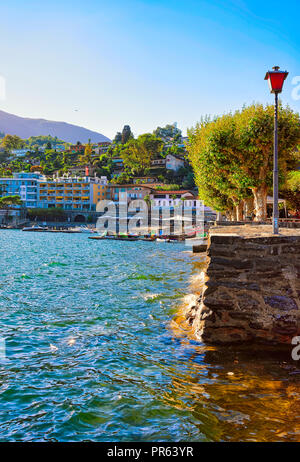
185, 225, 300, 344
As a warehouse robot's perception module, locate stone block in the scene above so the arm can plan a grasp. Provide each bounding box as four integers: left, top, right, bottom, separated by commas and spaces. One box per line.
217, 281, 260, 291
280, 244, 300, 254
264, 296, 298, 311
210, 256, 253, 270
210, 235, 241, 245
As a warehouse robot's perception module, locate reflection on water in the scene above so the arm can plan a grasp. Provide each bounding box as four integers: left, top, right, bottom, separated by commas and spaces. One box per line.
172, 255, 300, 442
0, 231, 299, 442
161, 339, 300, 441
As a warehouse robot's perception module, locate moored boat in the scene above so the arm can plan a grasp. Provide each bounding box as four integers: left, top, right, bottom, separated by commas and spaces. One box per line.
68, 225, 96, 233
22, 225, 48, 232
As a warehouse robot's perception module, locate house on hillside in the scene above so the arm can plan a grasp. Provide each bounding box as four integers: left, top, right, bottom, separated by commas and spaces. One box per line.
11, 149, 29, 157
151, 154, 185, 172
93, 141, 112, 155
165, 154, 185, 171
69, 144, 85, 154
151, 158, 165, 168
54, 144, 66, 152
111, 158, 124, 177
66, 165, 95, 176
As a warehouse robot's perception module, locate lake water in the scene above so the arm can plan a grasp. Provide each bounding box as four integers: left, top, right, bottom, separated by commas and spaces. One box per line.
0, 230, 299, 442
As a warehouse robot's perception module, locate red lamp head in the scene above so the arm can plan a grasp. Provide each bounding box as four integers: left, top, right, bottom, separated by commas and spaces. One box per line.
265, 66, 288, 94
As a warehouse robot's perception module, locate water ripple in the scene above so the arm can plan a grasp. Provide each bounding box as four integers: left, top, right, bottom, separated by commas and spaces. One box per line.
0, 231, 299, 442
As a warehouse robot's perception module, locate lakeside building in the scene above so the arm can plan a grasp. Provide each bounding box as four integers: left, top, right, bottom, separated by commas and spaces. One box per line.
0, 170, 211, 226
109, 184, 152, 203
0, 206, 27, 225
149, 190, 198, 209
148, 189, 205, 235
0, 172, 44, 208
108, 185, 206, 218
0, 172, 108, 212
38, 175, 108, 211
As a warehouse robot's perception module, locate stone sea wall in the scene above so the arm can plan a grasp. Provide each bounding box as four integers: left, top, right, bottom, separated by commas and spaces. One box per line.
187, 226, 300, 344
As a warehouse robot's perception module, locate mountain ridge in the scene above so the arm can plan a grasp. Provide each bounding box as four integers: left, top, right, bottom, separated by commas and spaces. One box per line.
0, 110, 111, 143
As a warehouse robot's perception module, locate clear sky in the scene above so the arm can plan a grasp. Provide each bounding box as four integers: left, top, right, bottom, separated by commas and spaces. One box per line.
1, 0, 300, 139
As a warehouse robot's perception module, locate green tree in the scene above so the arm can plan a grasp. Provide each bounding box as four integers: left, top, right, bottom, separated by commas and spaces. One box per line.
25, 135, 65, 148
234, 103, 300, 220
188, 113, 251, 218
154, 123, 182, 143
121, 133, 163, 175
79, 141, 92, 165
121, 125, 133, 144
111, 172, 133, 184
1, 135, 24, 152
154, 184, 181, 191
188, 104, 300, 220
0, 195, 23, 207
281, 170, 300, 215
0, 195, 23, 222
113, 132, 122, 144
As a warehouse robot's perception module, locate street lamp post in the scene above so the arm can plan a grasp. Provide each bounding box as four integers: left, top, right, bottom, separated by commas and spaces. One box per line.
264, 66, 288, 234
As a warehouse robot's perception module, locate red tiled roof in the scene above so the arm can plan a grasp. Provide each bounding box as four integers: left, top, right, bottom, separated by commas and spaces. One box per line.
109, 184, 153, 189
151, 190, 194, 195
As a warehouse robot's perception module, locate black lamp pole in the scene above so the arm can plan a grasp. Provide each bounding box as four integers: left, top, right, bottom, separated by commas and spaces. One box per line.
265, 65, 288, 235
273, 90, 279, 234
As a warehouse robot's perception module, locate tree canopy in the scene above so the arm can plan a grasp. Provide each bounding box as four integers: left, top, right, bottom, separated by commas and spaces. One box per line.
0, 195, 23, 209
188, 103, 300, 220
1, 135, 25, 152
281, 170, 300, 215
120, 133, 163, 175
154, 123, 182, 143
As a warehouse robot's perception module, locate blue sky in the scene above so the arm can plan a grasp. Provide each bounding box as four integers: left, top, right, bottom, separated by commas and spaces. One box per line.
1, 0, 300, 139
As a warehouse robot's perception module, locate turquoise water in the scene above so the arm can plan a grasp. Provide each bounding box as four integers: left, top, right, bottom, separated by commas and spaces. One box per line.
0, 230, 299, 442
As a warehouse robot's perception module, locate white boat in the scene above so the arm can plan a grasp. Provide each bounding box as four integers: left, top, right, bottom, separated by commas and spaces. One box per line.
22, 225, 48, 232
69, 225, 96, 234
